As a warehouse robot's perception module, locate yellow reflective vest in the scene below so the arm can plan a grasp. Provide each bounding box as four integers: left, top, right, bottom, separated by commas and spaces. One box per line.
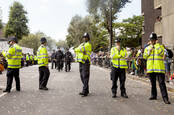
143, 43, 165, 73
110, 47, 128, 69
37, 45, 49, 67
26, 54, 29, 61
75, 42, 92, 64
34, 55, 37, 61
30, 55, 33, 60
2, 44, 22, 69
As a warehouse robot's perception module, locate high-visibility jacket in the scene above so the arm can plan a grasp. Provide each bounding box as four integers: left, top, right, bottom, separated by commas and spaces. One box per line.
143, 43, 165, 73
75, 42, 92, 64
2, 44, 22, 69
30, 55, 33, 60
34, 55, 37, 61
110, 47, 128, 69
37, 45, 49, 67
26, 55, 29, 61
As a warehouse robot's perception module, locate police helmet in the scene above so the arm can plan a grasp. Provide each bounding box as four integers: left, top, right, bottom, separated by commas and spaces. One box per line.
115, 38, 121, 43
82, 33, 90, 40
40, 37, 47, 44
149, 32, 157, 40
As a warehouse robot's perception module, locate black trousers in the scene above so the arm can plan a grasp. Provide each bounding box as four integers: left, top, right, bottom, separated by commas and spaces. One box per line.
65, 61, 71, 72
51, 60, 57, 69
79, 62, 90, 94
111, 67, 126, 95
26, 61, 29, 66
6, 68, 20, 91
57, 60, 63, 71
149, 73, 169, 100
39, 66, 50, 88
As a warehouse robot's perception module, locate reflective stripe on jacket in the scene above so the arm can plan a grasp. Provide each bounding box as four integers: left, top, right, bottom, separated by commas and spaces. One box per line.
2, 44, 22, 69
75, 42, 92, 64
110, 47, 128, 69
143, 43, 165, 73
37, 45, 49, 67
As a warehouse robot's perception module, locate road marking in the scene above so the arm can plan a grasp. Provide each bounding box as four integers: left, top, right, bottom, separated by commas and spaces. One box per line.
0, 87, 15, 98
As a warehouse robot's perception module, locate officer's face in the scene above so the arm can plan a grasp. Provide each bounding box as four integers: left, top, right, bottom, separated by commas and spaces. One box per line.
83, 37, 88, 42
150, 40, 156, 45
115, 42, 120, 46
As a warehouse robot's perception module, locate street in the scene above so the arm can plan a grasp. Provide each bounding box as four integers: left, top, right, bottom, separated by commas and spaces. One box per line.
0, 63, 174, 115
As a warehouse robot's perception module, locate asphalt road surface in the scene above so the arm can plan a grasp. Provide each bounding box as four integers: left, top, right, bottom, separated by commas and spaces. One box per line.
0, 63, 173, 115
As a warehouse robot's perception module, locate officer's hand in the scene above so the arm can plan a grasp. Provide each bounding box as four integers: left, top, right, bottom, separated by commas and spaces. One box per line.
83, 51, 86, 55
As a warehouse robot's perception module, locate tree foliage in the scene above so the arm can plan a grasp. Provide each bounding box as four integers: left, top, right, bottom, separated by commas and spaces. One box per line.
66, 15, 109, 52
19, 32, 56, 54
56, 40, 68, 49
86, 0, 130, 46
4, 1, 29, 40
0, 19, 2, 29
113, 15, 144, 47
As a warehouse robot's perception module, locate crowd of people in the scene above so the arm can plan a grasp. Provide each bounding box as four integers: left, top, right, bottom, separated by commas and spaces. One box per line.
91, 42, 174, 83
50, 48, 73, 72
0, 52, 37, 74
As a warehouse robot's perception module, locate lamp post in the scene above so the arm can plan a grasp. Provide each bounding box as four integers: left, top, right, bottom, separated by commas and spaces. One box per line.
109, 0, 113, 50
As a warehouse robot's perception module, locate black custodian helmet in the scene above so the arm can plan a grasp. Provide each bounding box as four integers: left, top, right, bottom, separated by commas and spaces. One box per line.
149, 32, 157, 40
115, 38, 121, 43
9, 37, 18, 43
83, 33, 90, 40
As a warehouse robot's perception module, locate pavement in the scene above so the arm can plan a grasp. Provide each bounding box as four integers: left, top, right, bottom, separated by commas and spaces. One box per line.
0, 63, 173, 115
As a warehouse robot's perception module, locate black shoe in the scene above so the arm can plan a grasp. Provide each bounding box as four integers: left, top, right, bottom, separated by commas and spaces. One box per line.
3, 90, 10, 93
39, 87, 48, 90
163, 98, 171, 104
112, 94, 117, 98
121, 93, 128, 98
81, 93, 88, 97
16, 89, 20, 91
42, 87, 48, 90
79, 92, 84, 95
149, 97, 157, 100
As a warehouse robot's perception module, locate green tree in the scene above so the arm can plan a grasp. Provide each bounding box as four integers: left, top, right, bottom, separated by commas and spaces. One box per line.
0, 19, 2, 29
113, 15, 144, 47
19, 32, 57, 54
19, 33, 41, 54
87, 0, 130, 48
56, 40, 68, 49
4, 1, 29, 40
66, 15, 109, 52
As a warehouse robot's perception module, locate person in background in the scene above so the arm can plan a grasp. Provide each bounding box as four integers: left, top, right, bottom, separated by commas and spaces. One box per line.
64, 49, 73, 72
55, 47, 64, 72
51, 50, 56, 69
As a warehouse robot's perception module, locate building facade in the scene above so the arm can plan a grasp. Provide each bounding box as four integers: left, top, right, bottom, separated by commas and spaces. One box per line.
142, 0, 174, 50
141, 0, 162, 47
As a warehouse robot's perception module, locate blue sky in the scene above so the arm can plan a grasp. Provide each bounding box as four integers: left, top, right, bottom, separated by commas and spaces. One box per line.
0, 0, 141, 41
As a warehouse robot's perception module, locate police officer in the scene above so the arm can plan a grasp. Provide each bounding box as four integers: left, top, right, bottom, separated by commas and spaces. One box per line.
75, 33, 92, 97
64, 49, 73, 72
2, 37, 22, 93
37, 37, 50, 90
143, 32, 170, 104
51, 50, 57, 69
34, 55, 37, 65
55, 47, 64, 71
110, 38, 128, 98
26, 53, 30, 66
